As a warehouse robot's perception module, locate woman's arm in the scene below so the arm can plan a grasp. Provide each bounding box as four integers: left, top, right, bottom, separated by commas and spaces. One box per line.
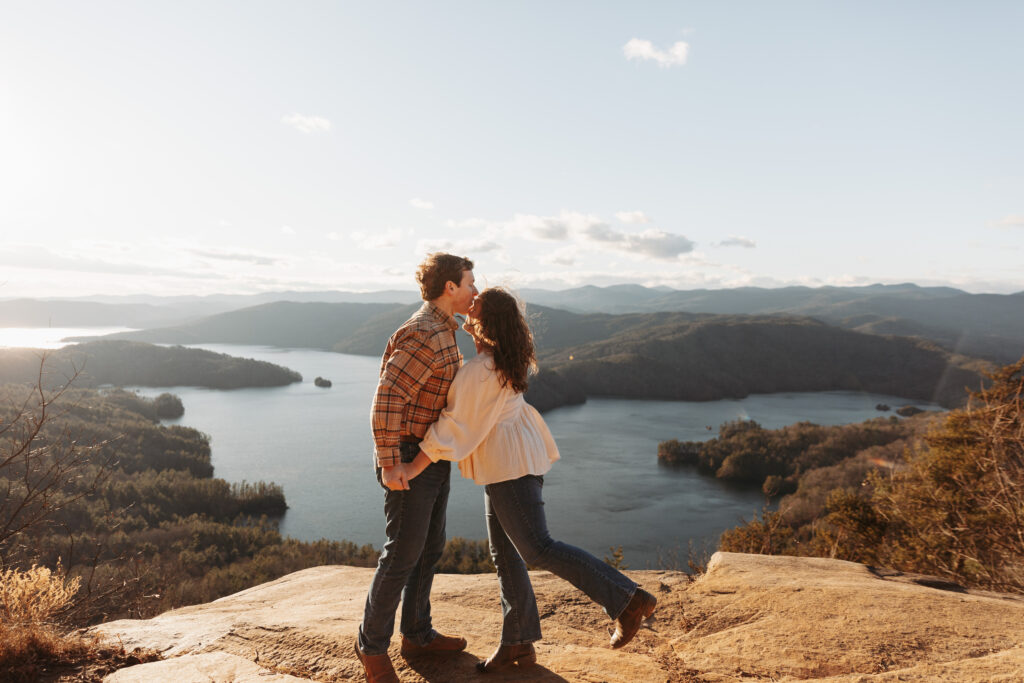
406, 451, 434, 479
419, 357, 506, 464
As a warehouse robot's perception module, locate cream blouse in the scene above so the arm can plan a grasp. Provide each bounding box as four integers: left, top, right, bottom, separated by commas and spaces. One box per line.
420, 352, 560, 485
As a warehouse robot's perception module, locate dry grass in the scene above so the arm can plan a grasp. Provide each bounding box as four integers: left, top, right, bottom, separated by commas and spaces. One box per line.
0, 562, 161, 681
0, 563, 81, 626
0, 623, 161, 682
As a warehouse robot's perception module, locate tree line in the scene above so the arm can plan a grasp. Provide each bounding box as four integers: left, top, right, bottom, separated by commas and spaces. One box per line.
665, 357, 1024, 594
0, 340, 302, 390
658, 415, 930, 497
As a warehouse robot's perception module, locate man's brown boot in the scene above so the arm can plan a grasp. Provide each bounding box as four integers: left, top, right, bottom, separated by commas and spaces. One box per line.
476, 642, 537, 673
610, 588, 657, 649
400, 632, 467, 657
354, 640, 399, 683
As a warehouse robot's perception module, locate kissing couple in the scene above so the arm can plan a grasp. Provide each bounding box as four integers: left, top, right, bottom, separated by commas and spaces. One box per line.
354, 253, 657, 682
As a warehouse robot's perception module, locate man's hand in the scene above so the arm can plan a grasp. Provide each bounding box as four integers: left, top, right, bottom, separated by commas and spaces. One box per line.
381, 464, 411, 491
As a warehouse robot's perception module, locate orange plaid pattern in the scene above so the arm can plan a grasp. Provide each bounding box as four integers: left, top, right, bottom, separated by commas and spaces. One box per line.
371, 302, 463, 468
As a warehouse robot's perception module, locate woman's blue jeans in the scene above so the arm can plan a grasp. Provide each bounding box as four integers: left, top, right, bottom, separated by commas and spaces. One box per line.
484, 474, 637, 645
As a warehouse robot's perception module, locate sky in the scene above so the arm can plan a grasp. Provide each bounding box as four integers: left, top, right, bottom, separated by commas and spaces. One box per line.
1, 1, 1022, 299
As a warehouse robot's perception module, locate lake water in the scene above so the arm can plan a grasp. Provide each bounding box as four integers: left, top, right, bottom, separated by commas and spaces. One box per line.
120, 342, 940, 568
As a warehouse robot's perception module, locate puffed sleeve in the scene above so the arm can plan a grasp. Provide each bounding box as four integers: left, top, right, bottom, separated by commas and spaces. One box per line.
420, 357, 506, 463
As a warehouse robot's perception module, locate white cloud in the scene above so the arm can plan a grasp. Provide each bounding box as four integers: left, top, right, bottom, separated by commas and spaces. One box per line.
715, 235, 757, 248
540, 246, 580, 267
410, 198, 434, 210
505, 265, 751, 291
353, 228, 404, 250
993, 214, 1024, 228
615, 210, 652, 224
415, 238, 503, 257
580, 222, 619, 243
281, 225, 295, 235
614, 229, 695, 260
445, 218, 490, 230
505, 211, 615, 242
507, 214, 571, 241
281, 113, 332, 134
0, 243, 207, 279
577, 222, 694, 260
188, 248, 282, 266
623, 38, 689, 67
66, 239, 135, 254
326, 232, 342, 241
448, 210, 694, 261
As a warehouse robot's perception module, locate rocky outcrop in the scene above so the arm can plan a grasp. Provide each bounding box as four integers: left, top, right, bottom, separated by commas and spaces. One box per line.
92, 552, 1024, 681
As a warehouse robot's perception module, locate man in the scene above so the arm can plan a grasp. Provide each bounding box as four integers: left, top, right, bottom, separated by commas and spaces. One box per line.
355, 253, 478, 683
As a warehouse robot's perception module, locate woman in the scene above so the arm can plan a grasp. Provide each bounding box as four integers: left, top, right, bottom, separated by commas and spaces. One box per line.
402, 287, 657, 673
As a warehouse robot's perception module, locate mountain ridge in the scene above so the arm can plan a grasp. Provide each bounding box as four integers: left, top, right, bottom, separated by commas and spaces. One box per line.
60, 301, 990, 409
9, 283, 1021, 363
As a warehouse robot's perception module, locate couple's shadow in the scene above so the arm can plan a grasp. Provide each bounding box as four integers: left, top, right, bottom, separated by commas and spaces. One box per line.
404, 651, 569, 682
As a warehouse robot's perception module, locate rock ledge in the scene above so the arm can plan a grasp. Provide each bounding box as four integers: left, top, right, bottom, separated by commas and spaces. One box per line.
93, 552, 1024, 681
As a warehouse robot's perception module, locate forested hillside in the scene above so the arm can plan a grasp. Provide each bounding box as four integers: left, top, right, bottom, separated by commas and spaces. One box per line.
0, 340, 302, 390
539, 315, 985, 408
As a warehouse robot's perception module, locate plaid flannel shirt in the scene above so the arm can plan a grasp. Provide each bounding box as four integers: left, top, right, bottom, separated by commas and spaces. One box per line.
371, 301, 463, 468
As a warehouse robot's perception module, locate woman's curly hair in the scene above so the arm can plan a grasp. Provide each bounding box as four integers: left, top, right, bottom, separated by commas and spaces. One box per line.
464, 287, 536, 394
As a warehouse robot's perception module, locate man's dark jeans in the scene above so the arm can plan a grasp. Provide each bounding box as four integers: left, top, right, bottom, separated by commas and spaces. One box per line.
358, 444, 451, 655
484, 474, 637, 645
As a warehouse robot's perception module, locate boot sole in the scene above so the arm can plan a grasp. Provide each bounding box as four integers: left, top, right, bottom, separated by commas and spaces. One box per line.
477, 649, 538, 673
400, 637, 468, 658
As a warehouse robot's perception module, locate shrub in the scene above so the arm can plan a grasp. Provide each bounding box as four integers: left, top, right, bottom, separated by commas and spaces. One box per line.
720, 355, 1024, 594
0, 562, 80, 627
824, 356, 1024, 591
0, 561, 107, 683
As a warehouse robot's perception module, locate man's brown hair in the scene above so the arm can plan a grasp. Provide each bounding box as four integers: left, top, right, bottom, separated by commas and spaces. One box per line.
416, 252, 474, 301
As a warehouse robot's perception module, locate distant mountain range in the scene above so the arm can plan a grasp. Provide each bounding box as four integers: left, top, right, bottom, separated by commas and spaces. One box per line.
519, 284, 1024, 363
4, 283, 1018, 411
49, 295, 991, 410
519, 283, 971, 314
72, 301, 405, 350
0, 290, 422, 328
5, 283, 1022, 363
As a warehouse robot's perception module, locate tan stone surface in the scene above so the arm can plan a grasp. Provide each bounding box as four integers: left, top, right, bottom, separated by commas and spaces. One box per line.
104, 651, 310, 682
92, 552, 1024, 682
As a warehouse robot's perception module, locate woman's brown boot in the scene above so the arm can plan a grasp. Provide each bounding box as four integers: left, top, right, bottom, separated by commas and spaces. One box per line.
476, 642, 537, 673
610, 588, 657, 649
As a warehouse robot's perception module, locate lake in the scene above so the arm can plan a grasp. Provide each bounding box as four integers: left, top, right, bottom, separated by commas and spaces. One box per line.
120, 342, 939, 568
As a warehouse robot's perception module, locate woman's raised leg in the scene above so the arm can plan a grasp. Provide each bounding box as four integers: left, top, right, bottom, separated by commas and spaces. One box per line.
484, 475, 637, 621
